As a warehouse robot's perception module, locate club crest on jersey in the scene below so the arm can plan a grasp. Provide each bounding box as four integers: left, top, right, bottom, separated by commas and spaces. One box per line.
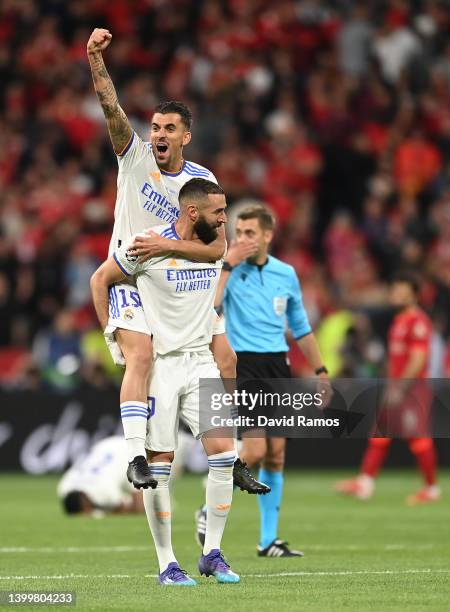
123, 308, 134, 321
125, 250, 138, 263
273, 296, 288, 316
149, 171, 161, 181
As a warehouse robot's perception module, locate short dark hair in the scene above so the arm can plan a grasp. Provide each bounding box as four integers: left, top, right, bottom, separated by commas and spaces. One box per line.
62, 491, 84, 514
237, 205, 275, 231
179, 178, 224, 206
153, 101, 193, 130
391, 270, 420, 295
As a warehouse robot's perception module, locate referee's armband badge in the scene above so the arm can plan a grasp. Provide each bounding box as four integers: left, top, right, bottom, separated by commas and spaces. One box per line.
273, 296, 288, 316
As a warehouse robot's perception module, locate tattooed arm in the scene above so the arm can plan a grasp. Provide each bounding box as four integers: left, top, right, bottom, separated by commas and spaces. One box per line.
86, 28, 133, 155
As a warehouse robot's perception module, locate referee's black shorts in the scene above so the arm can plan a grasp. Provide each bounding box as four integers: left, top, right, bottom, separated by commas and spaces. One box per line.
236, 351, 291, 380
236, 352, 291, 434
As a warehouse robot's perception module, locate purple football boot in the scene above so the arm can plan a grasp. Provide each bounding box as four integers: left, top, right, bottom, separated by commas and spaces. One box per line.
198, 549, 240, 584
158, 562, 197, 586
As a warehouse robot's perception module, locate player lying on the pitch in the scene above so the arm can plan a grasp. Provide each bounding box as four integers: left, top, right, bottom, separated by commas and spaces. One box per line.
58, 436, 144, 516
58, 432, 207, 517
91, 178, 240, 585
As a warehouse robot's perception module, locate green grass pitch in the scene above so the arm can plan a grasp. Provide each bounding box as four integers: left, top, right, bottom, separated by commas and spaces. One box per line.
1, 470, 449, 611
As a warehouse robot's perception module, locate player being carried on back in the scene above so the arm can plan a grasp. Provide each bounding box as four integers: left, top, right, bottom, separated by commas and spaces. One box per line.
87, 28, 267, 495
91, 178, 240, 585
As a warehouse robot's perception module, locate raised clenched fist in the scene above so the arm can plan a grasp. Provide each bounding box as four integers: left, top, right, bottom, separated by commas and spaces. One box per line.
87, 28, 112, 55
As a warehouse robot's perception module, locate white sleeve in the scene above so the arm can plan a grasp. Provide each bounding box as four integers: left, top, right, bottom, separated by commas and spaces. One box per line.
212, 311, 225, 335
113, 235, 144, 276
116, 131, 154, 173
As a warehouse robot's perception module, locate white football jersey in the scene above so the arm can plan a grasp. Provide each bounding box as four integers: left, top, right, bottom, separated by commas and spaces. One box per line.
114, 224, 222, 355
57, 436, 134, 509
109, 131, 217, 255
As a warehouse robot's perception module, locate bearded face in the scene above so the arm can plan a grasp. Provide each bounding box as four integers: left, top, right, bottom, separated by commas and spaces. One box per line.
193, 215, 220, 244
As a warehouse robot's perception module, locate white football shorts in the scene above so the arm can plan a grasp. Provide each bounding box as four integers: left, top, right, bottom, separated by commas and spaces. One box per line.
105, 282, 151, 366
105, 283, 225, 366
145, 350, 227, 452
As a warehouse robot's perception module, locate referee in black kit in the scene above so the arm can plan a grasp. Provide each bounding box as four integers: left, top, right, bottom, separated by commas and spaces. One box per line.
198, 205, 329, 558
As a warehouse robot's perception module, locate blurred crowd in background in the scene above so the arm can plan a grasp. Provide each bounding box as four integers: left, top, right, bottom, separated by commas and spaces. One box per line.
1, 0, 450, 390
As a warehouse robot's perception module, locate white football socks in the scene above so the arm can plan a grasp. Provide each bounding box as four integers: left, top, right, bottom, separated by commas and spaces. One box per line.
203, 451, 236, 555
143, 462, 177, 573
120, 401, 148, 462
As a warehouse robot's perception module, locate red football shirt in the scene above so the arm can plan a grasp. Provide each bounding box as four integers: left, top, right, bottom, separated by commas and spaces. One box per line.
388, 308, 432, 379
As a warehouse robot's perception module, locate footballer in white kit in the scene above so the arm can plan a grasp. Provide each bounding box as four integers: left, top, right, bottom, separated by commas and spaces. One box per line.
88, 28, 240, 495
91, 178, 240, 584
57, 436, 141, 515
114, 221, 225, 451
105, 129, 225, 364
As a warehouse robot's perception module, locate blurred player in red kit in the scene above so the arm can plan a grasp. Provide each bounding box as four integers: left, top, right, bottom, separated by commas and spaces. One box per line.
335, 272, 440, 505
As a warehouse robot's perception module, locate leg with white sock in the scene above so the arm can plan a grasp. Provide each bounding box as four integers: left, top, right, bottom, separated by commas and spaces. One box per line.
120, 401, 149, 460
113, 330, 158, 489
198, 437, 240, 583
115, 329, 152, 462
143, 451, 197, 586
143, 453, 177, 572
182, 355, 240, 582
203, 449, 235, 554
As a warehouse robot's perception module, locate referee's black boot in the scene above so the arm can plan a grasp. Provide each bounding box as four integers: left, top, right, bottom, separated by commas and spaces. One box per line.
233, 458, 271, 494
126, 456, 158, 490
257, 539, 304, 558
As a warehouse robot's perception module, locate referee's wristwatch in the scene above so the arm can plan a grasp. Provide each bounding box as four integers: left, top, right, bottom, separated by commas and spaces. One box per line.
315, 366, 328, 376
222, 261, 234, 272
